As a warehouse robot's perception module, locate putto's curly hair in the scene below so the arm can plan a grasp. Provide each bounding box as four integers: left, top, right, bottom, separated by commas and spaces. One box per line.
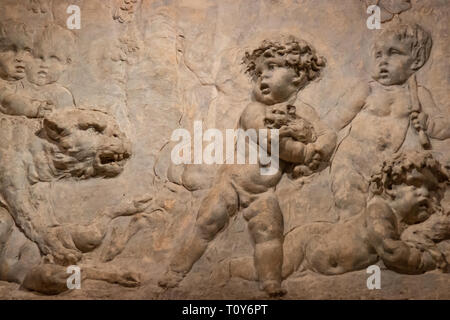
369, 150, 449, 199
242, 35, 326, 82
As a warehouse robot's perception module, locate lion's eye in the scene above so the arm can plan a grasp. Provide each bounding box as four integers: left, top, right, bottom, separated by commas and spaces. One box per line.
78, 124, 105, 133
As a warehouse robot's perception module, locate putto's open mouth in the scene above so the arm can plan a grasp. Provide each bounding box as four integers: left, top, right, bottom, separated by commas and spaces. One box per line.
15, 65, 25, 72
379, 68, 389, 77
260, 83, 270, 94
417, 198, 431, 212
38, 70, 48, 77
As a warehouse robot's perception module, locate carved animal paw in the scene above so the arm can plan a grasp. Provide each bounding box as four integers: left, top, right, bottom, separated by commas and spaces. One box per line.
49, 247, 82, 266
21, 264, 70, 295
158, 269, 185, 288
114, 271, 141, 287
44, 227, 82, 265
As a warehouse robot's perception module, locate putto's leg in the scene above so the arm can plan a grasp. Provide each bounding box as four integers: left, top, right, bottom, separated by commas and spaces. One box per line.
159, 182, 238, 288
330, 159, 368, 220
243, 192, 285, 297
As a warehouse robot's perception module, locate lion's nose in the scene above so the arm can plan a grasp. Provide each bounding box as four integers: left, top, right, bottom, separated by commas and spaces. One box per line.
264, 117, 274, 126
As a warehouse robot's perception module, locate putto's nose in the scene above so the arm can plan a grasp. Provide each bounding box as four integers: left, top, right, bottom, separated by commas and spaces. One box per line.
261, 70, 271, 78
416, 186, 429, 198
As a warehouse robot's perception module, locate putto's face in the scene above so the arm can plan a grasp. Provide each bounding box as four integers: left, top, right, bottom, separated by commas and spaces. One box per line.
252, 57, 300, 105
0, 42, 33, 81
372, 34, 416, 86
390, 168, 440, 224
26, 41, 68, 86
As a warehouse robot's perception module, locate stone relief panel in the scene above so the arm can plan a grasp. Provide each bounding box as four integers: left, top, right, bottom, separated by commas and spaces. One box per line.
0, 0, 448, 299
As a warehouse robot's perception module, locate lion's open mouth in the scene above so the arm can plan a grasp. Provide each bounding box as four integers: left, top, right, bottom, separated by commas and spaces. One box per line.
99, 152, 130, 165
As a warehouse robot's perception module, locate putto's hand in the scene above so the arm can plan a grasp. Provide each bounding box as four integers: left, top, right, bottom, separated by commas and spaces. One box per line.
278, 126, 295, 138
37, 101, 55, 118
410, 111, 428, 131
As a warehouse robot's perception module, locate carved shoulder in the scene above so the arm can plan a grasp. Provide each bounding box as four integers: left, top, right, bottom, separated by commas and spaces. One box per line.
366, 198, 399, 241
239, 101, 266, 130
326, 81, 371, 131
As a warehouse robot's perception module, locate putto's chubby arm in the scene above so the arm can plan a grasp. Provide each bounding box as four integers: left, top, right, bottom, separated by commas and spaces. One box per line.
239, 101, 304, 162
239, 101, 271, 149
418, 86, 450, 140
280, 102, 336, 164
0, 87, 41, 118
325, 81, 370, 131
239, 101, 267, 132
239, 101, 336, 164
366, 199, 444, 274
277, 137, 310, 164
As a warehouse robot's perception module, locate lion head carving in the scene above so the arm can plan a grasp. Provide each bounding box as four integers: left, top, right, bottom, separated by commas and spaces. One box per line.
40, 108, 132, 179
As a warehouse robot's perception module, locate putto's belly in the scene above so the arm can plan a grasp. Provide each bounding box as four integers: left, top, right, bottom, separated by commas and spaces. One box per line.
334, 115, 409, 177
349, 114, 409, 152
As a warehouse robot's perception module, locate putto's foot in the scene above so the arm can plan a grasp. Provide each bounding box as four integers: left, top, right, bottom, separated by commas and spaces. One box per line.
158, 269, 185, 288
262, 280, 287, 297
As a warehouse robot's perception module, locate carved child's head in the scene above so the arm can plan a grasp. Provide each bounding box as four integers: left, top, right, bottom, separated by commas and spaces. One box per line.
0, 20, 34, 81
26, 24, 76, 86
370, 151, 448, 225
243, 35, 325, 105
372, 23, 432, 86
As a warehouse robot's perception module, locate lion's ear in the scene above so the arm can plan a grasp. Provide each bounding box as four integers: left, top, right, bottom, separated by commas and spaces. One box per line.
44, 119, 64, 141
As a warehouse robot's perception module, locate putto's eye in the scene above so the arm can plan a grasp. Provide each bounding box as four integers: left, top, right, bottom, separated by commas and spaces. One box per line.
24, 47, 32, 53
406, 177, 424, 188
375, 51, 382, 58
50, 55, 61, 62
389, 48, 402, 55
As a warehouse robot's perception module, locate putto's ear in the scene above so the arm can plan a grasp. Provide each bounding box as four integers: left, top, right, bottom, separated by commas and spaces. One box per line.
411, 48, 426, 70
292, 73, 307, 87
66, 57, 72, 65
287, 104, 296, 115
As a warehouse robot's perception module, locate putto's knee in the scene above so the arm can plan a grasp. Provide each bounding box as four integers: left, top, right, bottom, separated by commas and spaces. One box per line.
196, 216, 226, 241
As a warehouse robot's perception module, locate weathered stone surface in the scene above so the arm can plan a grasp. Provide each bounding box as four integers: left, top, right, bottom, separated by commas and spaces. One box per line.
0, 0, 448, 299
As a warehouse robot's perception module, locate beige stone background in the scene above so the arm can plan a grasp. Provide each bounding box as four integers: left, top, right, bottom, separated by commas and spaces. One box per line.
0, 0, 448, 299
